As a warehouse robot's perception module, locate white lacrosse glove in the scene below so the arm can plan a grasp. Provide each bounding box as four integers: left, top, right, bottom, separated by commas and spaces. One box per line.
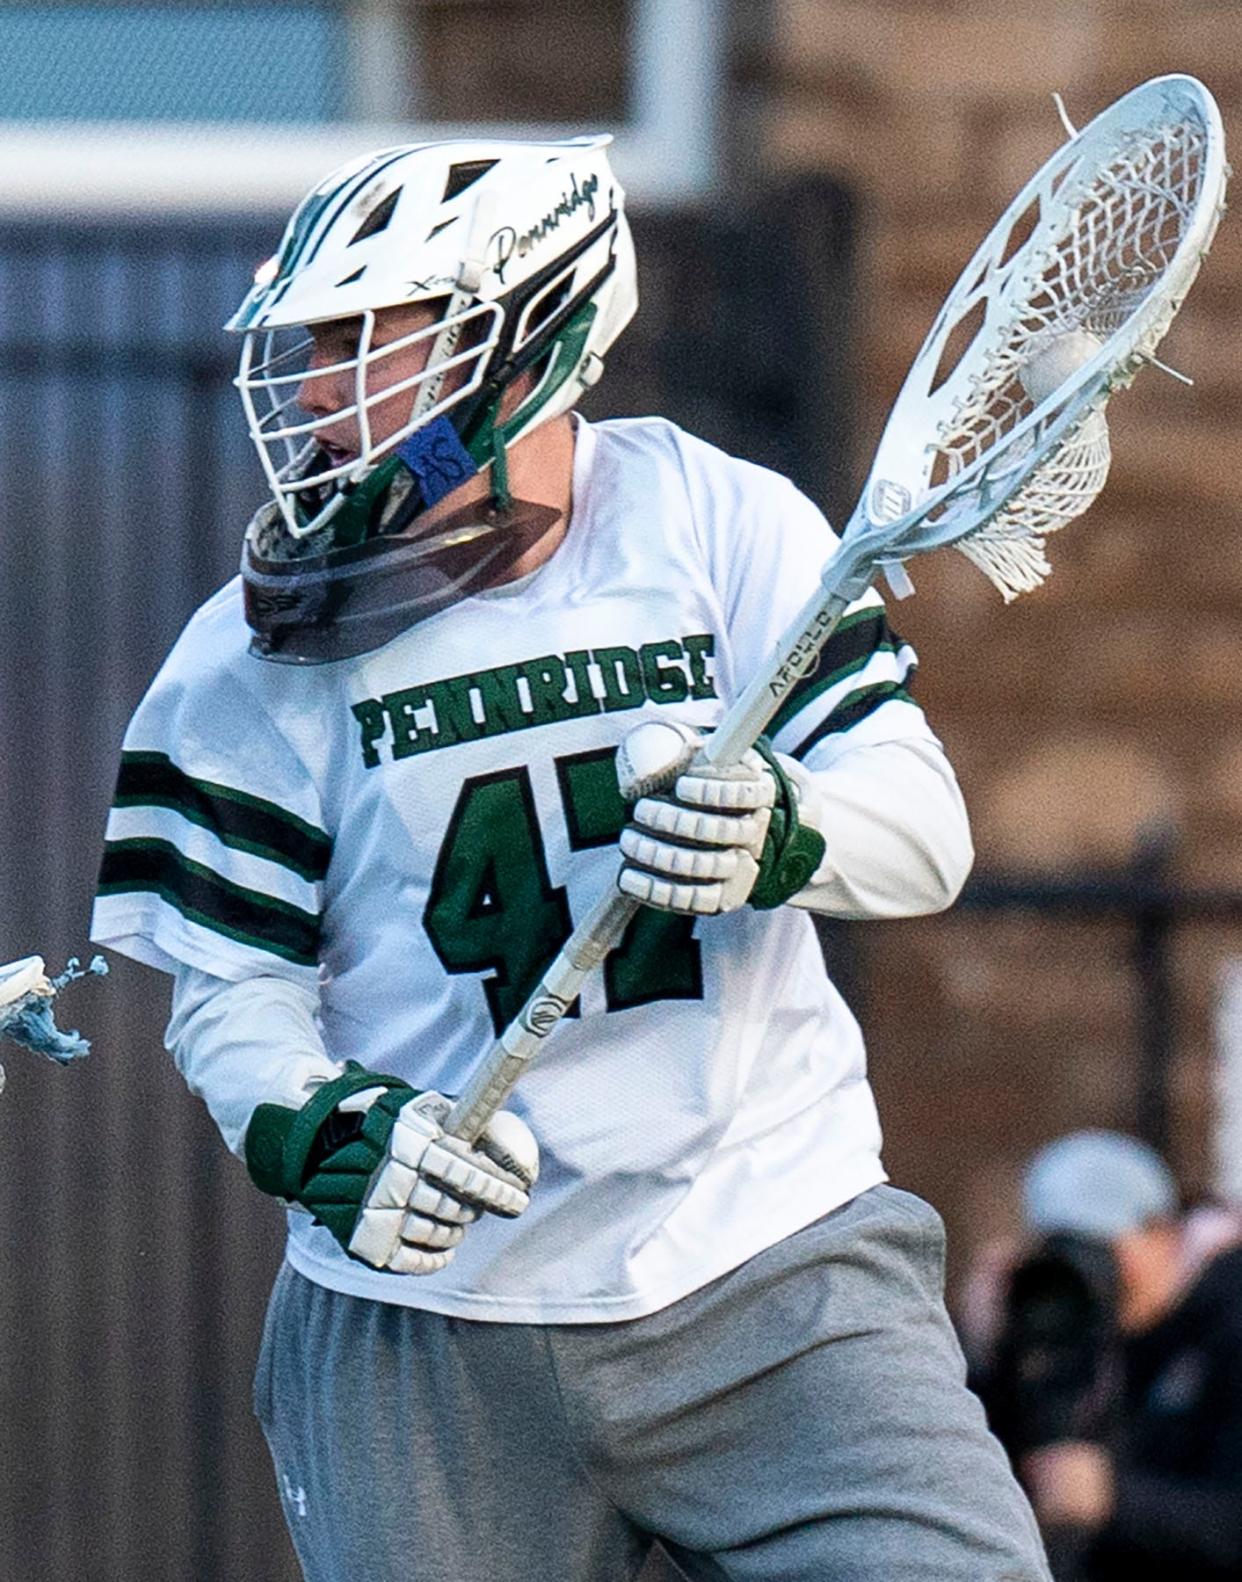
615, 719, 827, 916
245, 1063, 538, 1276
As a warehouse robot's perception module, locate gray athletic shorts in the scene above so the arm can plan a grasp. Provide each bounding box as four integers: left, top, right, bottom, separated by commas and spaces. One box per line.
254, 1183, 1050, 1581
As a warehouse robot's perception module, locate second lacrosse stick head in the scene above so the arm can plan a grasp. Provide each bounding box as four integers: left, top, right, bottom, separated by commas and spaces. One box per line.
0, 954, 108, 1094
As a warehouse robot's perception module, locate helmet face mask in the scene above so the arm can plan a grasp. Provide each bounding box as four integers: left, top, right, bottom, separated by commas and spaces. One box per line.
236, 298, 504, 539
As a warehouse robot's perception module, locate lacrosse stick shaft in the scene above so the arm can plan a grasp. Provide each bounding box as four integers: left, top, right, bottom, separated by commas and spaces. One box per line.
445, 581, 859, 1142
445, 887, 637, 1140
700, 590, 858, 767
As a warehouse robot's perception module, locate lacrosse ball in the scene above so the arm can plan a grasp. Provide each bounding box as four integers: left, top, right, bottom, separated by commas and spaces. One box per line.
480, 1109, 541, 1187
616, 719, 703, 801
1020, 328, 1103, 403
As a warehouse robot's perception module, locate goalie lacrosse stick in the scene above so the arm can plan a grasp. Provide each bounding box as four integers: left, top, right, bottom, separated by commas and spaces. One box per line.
447, 73, 1227, 1143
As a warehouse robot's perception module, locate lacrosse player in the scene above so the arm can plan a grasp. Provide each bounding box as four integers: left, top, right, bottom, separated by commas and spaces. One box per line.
91, 137, 1050, 1581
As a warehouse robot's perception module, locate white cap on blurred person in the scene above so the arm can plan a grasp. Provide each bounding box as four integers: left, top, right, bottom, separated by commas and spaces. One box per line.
1022, 1129, 1178, 1240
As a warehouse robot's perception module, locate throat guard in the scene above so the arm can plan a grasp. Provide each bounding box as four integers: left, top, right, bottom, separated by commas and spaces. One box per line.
242, 464, 561, 664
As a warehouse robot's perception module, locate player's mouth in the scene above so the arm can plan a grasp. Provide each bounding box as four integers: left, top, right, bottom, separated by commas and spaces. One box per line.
317, 437, 358, 469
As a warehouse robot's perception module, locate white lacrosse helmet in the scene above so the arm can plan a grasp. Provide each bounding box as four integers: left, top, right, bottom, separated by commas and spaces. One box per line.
228, 134, 636, 542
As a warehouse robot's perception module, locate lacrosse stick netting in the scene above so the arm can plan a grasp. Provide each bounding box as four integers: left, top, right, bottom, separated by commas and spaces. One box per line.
447, 75, 1227, 1143
880, 72, 1227, 602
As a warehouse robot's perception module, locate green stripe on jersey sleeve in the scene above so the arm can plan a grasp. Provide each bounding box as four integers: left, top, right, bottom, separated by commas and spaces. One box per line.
98, 837, 322, 967
114, 751, 332, 883
788, 680, 917, 761
767, 607, 917, 757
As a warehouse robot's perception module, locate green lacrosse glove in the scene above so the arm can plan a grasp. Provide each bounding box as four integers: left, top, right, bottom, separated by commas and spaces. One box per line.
245, 1061, 538, 1275
748, 738, 828, 909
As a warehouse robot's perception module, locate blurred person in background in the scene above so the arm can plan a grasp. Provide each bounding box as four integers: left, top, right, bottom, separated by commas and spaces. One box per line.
968, 1129, 1242, 1581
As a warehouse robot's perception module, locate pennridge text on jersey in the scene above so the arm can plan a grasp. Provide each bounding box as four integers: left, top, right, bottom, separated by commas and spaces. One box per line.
351, 633, 717, 768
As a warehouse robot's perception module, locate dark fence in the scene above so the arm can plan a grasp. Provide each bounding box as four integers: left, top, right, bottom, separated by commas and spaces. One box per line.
956, 829, 1242, 1158
0, 181, 854, 1582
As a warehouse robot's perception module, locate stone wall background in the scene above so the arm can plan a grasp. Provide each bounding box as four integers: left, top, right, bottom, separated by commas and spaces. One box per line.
745, 2, 1242, 1275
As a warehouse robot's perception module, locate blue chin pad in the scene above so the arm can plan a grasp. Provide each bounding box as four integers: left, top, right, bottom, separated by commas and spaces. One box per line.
396, 416, 480, 509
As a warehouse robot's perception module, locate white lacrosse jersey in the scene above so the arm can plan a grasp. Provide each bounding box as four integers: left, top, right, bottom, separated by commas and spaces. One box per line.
92, 416, 938, 1323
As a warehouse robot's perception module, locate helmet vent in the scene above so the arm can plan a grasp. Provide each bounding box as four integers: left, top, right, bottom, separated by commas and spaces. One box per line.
426, 216, 458, 241
442, 160, 498, 202
336, 266, 367, 287
349, 187, 401, 246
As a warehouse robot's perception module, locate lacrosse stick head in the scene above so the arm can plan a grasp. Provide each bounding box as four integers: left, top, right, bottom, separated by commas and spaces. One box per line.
850, 75, 1227, 601
0, 954, 108, 1090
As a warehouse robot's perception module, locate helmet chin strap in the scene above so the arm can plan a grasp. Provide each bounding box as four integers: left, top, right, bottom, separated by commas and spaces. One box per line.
488, 424, 513, 516
311, 452, 406, 548
283, 411, 516, 555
